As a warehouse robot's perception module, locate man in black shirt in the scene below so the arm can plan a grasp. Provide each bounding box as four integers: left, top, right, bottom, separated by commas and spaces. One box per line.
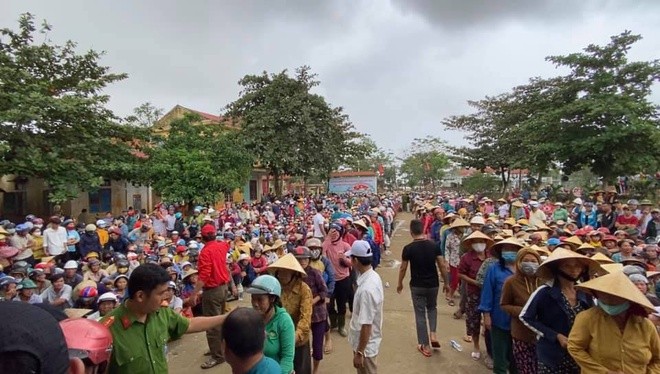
396, 219, 448, 356
598, 203, 617, 233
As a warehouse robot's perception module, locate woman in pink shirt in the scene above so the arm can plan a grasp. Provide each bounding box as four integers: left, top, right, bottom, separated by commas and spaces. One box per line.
322, 223, 352, 337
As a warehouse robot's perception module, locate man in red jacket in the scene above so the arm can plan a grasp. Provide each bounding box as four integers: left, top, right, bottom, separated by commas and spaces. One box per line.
191, 224, 231, 369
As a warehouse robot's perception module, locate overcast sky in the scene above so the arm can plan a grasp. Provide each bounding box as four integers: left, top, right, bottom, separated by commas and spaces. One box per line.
3, 1, 659, 155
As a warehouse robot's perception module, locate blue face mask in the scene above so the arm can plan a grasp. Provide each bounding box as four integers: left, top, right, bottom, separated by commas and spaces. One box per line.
501, 251, 517, 263
599, 300, 630, 316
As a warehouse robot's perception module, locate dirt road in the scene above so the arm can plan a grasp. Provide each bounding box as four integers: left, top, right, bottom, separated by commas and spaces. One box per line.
168, 212, 491, 374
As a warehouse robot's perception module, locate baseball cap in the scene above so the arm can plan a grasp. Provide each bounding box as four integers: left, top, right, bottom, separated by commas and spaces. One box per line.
0, 302, 70, 374
201, 224, 216, 236
547, 238, 561, 246
346, 240, 372, 257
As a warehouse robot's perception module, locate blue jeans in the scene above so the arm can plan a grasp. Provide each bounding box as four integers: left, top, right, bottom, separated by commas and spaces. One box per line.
410, 287, 439, 345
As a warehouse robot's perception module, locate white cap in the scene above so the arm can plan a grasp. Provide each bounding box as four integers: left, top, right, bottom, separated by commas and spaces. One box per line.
346, 240, 372, 257
98, 292, 118, 304
573, 198, 583, 205
95, 219, 107, 228
63, 260, 78, 270
469, 216, 485, 225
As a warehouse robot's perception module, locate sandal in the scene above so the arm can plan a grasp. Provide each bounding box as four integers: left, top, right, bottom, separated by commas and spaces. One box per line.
200, 358, 222, 369
324, 341, 333, 354
430, 340, 441, 349
452, 311, 463, 319
417, 344, 432, 357
447, 300, 456, 307
471, 351, 481, 360
463, 336, 473, 343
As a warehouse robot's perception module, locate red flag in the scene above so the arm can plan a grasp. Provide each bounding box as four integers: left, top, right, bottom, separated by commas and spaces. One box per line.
378, 164, 384, 176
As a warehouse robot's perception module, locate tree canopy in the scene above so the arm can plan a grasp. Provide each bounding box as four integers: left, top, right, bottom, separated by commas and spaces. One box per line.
224, 66, 366, 194
399, 136, 450, 190
0, 13, 147, 202
145, 114, 253, 205
444, 31, 660, 185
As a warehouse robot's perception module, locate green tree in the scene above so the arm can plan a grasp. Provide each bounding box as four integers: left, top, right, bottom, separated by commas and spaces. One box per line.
521, 31, 660, 182
399, 137, 450, 190
225, 66, 360, 195
125, 102, 163, 127
145, 114, 253, 205
443, 93, 547, 191
0, 13, 147, 202
461, 172, 501, 195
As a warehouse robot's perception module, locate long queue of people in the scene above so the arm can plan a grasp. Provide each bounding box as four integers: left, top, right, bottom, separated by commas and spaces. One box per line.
407, 194, 660, 374
0, 193, 396, 374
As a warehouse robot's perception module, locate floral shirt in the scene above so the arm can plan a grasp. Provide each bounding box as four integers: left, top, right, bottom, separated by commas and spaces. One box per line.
445, 232, 463, 267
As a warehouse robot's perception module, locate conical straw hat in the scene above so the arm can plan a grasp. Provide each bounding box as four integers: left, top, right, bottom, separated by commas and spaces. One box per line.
503, 218, 516, 226
517, 219, 529, 226
462, 231, 495, 249
530, 245, 550, 256
562, 236, 583, 248
490, 237, 524, 257
576, 270, 655, 313
449, 218, 470, 229
591, 252, 614, 264
268, 253, 306, 277
600, 263, 623, 274
536, 248, 600, 280
64, 308, 93, 319
501, 229, 513, 238
535, 223, 553, 232
577, 243, 595, 251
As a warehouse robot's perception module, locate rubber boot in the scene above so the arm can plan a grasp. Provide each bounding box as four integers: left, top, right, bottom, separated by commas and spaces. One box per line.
329, 314, 338, 330
337, 315, 347, 337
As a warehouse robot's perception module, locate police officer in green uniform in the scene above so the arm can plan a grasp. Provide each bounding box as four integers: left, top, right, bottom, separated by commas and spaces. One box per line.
103, 263, 227, 373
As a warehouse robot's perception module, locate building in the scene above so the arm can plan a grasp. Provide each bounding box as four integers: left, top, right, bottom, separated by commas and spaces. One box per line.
0, 175, 152, 223
0, 105, 269, 221
152, 105, 270, 205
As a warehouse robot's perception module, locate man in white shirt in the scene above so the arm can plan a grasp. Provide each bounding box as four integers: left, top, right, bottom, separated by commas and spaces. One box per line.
313, 208, 326, 239
346, 240, 383, 374
42, 216, 67, 258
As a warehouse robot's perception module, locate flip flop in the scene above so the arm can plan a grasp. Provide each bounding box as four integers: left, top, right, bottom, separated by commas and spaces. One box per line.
463, 336, 473, 343
452, 311, 463, 319
430, 340, 441, 349
417, 345, 432, 357
200, 358, 222, 369
324, 342, 333, 354
471, 351, 481, 360
447, 300, 456, 306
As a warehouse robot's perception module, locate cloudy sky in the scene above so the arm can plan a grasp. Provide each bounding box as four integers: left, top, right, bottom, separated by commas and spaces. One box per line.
3, 1, 659, 155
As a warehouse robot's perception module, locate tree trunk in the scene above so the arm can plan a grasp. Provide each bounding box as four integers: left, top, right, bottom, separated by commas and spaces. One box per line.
272, 170, 282, 197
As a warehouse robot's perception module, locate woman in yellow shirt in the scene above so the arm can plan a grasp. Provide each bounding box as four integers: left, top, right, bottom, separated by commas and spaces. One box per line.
568, 270, 660, 374
269, 253, 313, 374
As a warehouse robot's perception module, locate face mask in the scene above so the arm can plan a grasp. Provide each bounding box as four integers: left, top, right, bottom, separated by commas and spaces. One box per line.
472, 243, 487, 253
599, 300, 630, 316
520, 262, 539, 276
310, 249, 321, 260
501, 251, 517, 263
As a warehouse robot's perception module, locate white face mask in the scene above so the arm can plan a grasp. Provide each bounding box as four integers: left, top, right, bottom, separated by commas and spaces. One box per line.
472, 243, 487, 252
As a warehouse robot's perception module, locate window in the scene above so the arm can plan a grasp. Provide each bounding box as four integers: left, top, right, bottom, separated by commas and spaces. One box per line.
89, 189, 111, 213
3, 191, 27, 217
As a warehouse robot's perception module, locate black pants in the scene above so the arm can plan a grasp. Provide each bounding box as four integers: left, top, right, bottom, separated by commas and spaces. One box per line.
328, 277, 352, 316
294, 342, 312, 374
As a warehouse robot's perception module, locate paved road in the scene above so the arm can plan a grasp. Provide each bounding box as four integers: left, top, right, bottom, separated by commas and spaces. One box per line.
168, 212, 491, 374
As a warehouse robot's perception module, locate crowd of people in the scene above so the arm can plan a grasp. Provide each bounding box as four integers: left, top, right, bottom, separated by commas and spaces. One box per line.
0, 194, 396, 374
401, 192, 660, 373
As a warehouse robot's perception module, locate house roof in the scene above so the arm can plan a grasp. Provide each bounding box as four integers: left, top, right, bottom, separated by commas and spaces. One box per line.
189, 108, 222, 123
